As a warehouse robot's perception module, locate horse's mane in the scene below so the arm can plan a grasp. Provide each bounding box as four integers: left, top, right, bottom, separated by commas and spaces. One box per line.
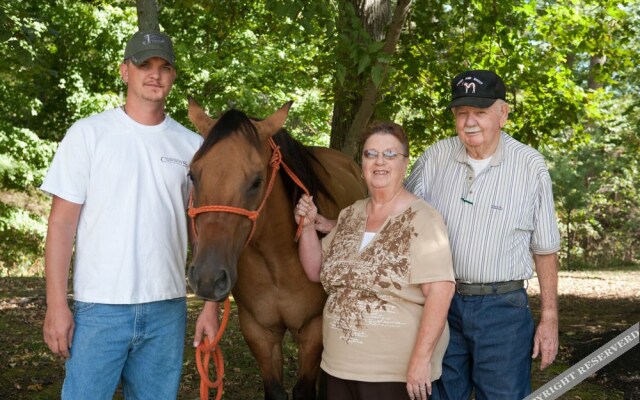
192, 109, 261, 163
271, 129, 335, 213
192, 108, 335, 212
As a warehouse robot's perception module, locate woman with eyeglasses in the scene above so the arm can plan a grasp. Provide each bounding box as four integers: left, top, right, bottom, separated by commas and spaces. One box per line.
294, 121, 455, 400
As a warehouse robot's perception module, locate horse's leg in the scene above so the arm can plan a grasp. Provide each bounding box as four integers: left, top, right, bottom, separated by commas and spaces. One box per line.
290, 314, 323, 400
238, 305, 288, 400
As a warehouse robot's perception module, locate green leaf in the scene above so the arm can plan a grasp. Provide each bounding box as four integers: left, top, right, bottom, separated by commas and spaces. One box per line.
371, 64, 384, 88
336, 64, 347, 85
357, 54, 370, 75
368, 40, 385, 54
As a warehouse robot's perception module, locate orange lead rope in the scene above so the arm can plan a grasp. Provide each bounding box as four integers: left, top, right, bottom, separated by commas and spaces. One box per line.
196, 297, 231, 400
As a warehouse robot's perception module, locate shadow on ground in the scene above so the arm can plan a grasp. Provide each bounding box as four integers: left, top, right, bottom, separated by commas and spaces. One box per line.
530, 294, 639, 400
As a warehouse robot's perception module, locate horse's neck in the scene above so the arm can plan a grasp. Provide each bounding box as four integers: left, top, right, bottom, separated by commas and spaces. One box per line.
308, 147, 367, 219
255, 173, 297, 245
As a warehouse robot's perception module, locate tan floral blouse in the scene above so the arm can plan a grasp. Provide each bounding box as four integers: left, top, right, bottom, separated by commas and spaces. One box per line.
320, 198, 454, 382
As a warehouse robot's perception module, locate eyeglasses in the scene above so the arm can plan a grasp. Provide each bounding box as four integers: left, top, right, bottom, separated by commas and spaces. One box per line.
362, 149, 408, 160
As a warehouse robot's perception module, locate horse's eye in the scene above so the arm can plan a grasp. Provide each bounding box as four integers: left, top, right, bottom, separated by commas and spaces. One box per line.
250, 177, 262, 190
188, 172, 195, 182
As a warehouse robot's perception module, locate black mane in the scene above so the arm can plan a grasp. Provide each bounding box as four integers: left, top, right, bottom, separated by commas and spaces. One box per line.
272, 129, 335, 213
192, 109, 260, 163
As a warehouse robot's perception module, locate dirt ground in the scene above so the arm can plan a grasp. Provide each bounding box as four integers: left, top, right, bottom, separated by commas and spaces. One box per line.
528, 270, 640, 399
1, 269, 638, 399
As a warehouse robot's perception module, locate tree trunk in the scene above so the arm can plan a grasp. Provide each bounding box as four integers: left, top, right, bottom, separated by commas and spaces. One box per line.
341, 0, 411, 158
566, 208, 572, 270
329, 0, 390, 151
330, 0, 412, 157
136, 0, 160, 31
587, 54, 606, 90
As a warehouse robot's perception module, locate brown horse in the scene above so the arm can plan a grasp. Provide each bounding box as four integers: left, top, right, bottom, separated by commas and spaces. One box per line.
187, 99, 366, 400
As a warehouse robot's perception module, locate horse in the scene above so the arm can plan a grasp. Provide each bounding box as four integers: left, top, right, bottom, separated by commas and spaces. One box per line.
186, 99, 367, 400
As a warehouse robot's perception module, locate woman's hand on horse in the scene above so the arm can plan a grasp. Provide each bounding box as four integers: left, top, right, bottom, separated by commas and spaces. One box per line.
294, 194, 317, 228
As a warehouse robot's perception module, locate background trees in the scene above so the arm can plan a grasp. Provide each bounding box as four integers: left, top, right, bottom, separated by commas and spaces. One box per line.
1, 0, 638, 274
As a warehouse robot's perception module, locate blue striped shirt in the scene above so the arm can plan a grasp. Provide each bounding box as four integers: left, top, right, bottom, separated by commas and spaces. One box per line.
405, 132, 560, 283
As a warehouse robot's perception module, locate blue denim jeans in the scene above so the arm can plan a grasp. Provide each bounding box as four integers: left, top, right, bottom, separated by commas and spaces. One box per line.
62, 298, 187, 400
431, 289, 534, 400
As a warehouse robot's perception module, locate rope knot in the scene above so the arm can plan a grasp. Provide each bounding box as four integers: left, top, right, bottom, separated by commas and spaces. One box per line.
270, 146, 282, 168
247, 211, 259, 221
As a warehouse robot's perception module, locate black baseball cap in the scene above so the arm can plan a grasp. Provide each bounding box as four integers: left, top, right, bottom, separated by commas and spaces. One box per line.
448, 70, 506, 109
124, 30, 175, 66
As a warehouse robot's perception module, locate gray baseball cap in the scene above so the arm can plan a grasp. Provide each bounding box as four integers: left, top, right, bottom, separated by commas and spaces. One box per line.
124, 30, 175, 66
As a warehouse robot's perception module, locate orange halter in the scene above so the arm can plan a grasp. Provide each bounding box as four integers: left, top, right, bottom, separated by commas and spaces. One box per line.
188, 136, 310, 246
188, 136, 310, 400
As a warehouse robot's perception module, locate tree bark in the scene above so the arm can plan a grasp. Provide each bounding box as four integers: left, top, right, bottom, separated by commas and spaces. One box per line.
136, 0, 160, 31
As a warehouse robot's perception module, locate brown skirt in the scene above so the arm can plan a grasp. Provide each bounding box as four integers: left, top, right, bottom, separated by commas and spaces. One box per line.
323, 370, 410, 400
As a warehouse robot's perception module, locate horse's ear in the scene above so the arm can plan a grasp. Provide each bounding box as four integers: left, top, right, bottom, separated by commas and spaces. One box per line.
188, 96, 217, 138
256, 101, 293, 138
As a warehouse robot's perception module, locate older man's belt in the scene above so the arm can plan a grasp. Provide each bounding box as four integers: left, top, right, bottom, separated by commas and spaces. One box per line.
455, 280, 524, 296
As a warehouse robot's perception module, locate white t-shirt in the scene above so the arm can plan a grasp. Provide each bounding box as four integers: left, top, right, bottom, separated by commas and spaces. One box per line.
467, 154, 492, 176
41, 107, 203, 304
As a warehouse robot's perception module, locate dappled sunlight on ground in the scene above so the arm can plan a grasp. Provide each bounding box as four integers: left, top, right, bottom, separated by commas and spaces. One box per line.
527, 269, 640, 298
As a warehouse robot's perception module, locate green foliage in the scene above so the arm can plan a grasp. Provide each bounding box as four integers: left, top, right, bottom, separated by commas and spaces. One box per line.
0, 0, 638, 274
544, 91, 640, 268
0, 1, 133, 142
0, 125, 53, 275
161, 0, 335, 146
0, 194, 48, 277
0, 125, 56, 190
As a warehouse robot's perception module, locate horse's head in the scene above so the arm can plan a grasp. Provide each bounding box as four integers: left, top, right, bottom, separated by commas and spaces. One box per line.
186, 98, 291, 301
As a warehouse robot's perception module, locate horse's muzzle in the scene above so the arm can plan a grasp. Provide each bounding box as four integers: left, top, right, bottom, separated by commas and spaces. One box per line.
188, 265, 233, 302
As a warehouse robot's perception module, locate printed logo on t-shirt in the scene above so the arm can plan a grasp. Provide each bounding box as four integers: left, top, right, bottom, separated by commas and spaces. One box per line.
160, 156, 189, 168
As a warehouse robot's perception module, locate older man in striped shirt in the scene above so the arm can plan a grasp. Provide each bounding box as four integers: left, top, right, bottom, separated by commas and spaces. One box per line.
405, 70, 560, 400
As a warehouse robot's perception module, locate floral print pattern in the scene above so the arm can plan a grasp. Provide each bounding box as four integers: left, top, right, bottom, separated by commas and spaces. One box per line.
321, 204, 418, 343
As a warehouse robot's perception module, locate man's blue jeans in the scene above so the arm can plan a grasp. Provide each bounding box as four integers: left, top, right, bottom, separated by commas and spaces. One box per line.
62, 298, 187, 400
431, 289, 534, 400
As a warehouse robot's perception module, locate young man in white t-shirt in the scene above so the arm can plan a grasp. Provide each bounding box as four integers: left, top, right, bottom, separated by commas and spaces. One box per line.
41, 30, 218, 399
